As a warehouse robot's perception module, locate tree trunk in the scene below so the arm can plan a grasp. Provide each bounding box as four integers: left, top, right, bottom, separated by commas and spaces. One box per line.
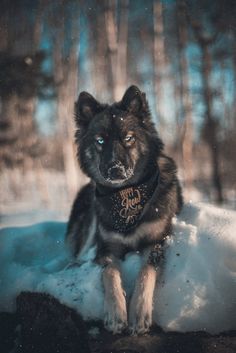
201, 43, 223, 203
233, 27, 236, 130
104, 0, 119, 101
116, 0, 129, 99
188, 9, 224, 204
153, 0, 166, 129
52, 2, 82, 200
89, 5, 110, 99
103, 0, 129, 101
176, 0, 194, 192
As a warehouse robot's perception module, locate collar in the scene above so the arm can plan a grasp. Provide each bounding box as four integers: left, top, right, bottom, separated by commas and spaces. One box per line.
96, 168, 160, 233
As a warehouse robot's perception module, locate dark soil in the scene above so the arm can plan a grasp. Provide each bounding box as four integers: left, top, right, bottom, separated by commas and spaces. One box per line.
0, 292, 235, 353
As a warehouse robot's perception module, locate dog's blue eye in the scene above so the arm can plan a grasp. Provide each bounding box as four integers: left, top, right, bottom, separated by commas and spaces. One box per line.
96, 137, 105, 145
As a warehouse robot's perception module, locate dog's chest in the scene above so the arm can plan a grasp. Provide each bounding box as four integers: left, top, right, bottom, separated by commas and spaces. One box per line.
98, 215, 166, 252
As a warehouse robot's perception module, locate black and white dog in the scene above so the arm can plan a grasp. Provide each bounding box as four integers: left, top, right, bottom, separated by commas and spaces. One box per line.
66, 85, 183, 334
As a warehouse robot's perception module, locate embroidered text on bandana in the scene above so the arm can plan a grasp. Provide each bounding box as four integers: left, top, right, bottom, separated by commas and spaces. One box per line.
96, 171, 159, 233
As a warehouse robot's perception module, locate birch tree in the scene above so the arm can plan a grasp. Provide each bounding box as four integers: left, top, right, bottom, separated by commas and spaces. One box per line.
104, 0, 129, 101
176, 0, 194, 192
50, 0, 83, 199
153, 0, 167, 131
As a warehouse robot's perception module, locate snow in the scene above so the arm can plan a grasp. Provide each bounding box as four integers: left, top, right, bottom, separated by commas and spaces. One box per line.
0, 202, 236, 334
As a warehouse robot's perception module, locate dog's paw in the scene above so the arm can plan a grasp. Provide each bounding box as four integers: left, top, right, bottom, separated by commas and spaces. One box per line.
104, 294, 128, 334
129, 313, 152, 335
129, 296, 152, 335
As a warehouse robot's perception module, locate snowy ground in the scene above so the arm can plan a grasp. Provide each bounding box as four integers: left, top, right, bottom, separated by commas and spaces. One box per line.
0, 202, 236, 334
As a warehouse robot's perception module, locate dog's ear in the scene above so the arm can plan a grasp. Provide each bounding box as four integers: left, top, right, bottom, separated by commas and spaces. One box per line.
121, 85, 143, 114
75, 92, 102, 128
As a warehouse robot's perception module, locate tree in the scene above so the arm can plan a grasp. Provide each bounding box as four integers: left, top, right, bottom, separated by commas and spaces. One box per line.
176, 0, 194, 192
153, 0, 167, 131
48, 0, 83, 198
0, 0, 52, 170
187, 2, 224, 203
104, 0, 129, 101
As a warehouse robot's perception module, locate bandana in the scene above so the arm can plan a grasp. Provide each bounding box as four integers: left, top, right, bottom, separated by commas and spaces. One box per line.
96, 169, 159, 233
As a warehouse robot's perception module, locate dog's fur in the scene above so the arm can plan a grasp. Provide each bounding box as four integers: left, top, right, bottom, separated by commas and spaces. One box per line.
66, 85, 183, 334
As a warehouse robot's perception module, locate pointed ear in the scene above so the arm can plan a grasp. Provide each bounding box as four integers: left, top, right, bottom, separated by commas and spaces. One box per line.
121, 85, 143, 114
75, 91, 102, 128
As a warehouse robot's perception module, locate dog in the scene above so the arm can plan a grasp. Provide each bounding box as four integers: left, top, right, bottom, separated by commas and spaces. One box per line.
66, 85, 183, 334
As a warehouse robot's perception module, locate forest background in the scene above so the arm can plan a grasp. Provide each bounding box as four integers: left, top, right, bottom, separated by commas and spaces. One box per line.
0, 0, 236, 226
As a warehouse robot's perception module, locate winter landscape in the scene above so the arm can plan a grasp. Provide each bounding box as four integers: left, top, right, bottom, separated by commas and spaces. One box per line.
1, 0, 236, 352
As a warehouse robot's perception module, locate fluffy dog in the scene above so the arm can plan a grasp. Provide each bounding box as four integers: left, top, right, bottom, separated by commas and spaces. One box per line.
66, 85, 183, 334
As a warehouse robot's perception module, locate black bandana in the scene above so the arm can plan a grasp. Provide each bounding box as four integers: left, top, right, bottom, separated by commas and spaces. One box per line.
96, 170, 159, 233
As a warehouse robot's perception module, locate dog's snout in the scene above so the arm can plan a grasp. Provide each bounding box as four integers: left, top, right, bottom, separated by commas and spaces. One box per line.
107, 161, 126, 180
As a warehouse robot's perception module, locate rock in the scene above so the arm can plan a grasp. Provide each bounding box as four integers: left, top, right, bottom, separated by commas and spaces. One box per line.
16, 292, 90, 353
0, 312, 18, 353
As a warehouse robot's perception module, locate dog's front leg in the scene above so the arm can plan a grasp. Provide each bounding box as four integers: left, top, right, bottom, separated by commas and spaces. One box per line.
129, 264, 159, 335
102, 258, 128, 334
129, 244, 163, 334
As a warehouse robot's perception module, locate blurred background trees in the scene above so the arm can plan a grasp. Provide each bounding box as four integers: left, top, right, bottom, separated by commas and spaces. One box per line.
0, 0, 236, 223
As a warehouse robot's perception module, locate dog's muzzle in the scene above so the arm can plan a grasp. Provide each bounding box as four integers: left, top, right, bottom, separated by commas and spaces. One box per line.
107, 161, 127, 181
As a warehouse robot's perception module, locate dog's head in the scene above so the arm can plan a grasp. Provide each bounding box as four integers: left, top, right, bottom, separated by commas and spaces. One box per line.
74, 85, 163, 188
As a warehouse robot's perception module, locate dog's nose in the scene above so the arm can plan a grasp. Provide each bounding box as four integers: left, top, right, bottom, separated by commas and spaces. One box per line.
107, 162, 126, 180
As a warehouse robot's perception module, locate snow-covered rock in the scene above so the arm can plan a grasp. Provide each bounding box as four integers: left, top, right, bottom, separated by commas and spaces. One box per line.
0, 202, 235, 334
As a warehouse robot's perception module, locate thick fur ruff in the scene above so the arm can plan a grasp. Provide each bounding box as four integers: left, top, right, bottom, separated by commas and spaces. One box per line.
66, 85, 183, 334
